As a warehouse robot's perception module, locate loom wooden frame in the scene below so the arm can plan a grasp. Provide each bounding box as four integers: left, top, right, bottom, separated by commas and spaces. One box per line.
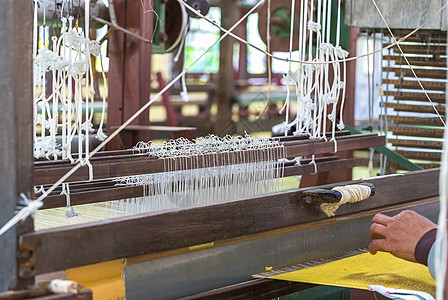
20, 168, 439, 277
0, 1, 441, 298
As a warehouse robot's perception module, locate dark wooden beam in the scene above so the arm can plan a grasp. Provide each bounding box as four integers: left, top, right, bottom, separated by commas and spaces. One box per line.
214, 0, 237, 135
20, 168, 438, 276
107, 0, 153, 149
33, 134, 385, 185
40, 157, 367, 209
0, 0, 34, 291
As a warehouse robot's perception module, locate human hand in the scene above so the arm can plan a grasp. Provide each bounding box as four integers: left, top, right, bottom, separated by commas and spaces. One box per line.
368, 210, 437, 262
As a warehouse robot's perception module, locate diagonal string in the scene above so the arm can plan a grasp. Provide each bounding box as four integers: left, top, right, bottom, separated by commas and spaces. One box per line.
370, 0, 446, 126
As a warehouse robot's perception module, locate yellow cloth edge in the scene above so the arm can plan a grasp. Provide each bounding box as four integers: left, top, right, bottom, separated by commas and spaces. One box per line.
269, 252, 435, 296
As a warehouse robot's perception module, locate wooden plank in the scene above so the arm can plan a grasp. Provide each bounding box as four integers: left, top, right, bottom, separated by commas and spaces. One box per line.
283, 158, 367, 177
389, 138, 443, 150
41, 186, 142, 210
0, 0, 34, 291
383, 67, 447, 80
284, 134, 385, 158
20, 169, 439, 276
384, 103, 446, 115
383, 91, 446, 103
384, 115, 445, 126
388, 126, 445, 138
396, 150, 442, 161
33, 134, 385, 185
383, 55, 446, 67
382, 79, 446, 92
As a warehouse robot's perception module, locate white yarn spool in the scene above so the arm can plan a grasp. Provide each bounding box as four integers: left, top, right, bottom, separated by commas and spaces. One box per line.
49, 279, 80, 294
320, 184, 372, 217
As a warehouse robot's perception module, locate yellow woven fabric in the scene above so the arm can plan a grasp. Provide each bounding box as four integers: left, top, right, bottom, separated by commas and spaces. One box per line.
270, 252, 435, 296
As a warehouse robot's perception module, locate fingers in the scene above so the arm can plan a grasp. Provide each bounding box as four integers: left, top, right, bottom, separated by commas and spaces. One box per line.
369, 238, 389, 255
372, 213, 394, 226
369, 223, 387, 240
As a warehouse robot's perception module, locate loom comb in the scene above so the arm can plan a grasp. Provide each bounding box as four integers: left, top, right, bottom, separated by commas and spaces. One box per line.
253, 248, 369, 279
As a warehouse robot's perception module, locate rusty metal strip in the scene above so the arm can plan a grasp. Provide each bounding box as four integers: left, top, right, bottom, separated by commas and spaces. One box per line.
389, 138, 443, 150
396, 150, 442, 161
383, 91, 446, 103
384, 115, 445, 126
383, 67, 447, 80
383, 79, 446, 92
384, 103, 446, 114
388, 126, 445, 138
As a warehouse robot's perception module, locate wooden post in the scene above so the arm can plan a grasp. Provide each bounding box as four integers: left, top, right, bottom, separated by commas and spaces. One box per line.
107, 0, 153, 149
215, 0, 237, 135
0, 0, 34, 291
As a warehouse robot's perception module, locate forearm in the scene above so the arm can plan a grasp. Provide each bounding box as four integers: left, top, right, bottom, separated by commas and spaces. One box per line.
415, 228, 437, 266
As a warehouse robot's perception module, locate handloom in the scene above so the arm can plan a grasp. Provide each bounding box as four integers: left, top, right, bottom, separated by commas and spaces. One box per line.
0, 0, 446, 299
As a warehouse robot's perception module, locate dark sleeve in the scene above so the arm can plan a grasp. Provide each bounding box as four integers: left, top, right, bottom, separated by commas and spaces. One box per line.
414, 228, 437, 266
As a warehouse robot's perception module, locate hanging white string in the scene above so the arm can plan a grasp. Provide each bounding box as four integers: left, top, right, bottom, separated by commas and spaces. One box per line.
111, 134, 285, 216
33, 2, 104, 163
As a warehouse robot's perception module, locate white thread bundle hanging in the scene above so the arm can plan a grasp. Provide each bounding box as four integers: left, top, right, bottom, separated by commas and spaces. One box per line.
32, 0, 107, 172
107, 135, 285, 217
281, 0, 348, 154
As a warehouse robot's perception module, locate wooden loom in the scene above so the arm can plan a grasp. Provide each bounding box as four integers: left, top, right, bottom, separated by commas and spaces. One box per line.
0, 1, 443, 299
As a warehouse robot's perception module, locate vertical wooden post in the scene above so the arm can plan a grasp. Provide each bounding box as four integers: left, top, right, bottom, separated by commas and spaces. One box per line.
107, 0, 153, 149
0, 0, 34, 292
215, 0, 237, 135
236, 11, 248, 81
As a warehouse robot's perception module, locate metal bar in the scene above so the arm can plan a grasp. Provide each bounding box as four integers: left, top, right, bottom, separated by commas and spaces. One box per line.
19, 168, 439, 276
0, 0, 34, 291
178, 279, 316, 300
